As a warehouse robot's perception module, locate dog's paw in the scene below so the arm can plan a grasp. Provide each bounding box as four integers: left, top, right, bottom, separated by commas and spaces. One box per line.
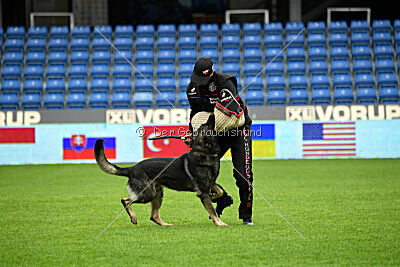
131, 218, 137, 225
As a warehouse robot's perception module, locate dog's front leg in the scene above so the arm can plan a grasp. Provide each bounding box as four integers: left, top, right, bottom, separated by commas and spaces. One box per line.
199, 192, 227, 226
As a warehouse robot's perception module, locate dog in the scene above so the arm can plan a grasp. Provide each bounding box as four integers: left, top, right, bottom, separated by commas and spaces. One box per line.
94, 114, 228, 226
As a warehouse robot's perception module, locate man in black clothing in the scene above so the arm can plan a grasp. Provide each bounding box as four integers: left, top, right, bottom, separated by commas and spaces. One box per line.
185, 57, 254, 225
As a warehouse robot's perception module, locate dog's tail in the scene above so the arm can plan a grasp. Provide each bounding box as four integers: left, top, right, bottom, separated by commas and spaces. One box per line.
94, 139, 129, 177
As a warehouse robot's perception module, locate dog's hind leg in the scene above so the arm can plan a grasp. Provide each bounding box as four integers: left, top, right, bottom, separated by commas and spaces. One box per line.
121, 198, 137, 225
199, 192, 227, 226
150, 186, 172, 226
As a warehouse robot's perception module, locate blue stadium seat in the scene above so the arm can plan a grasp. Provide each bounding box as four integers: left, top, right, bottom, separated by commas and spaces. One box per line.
70, 37, 90, 51
353, 58, 373, 74
333, 73, 353, 89
135, 63, 153, 78
4, 38, 24, 52
285, 33, 305, 46
243, 35, 262, 49
376, 58, 396, 73
221, 62, 240, 77
289, 74, 308, 90
355, 73, 375, 88
90, 63, 109, 77
21, 93, 41, 110
287, 60, 306, 75
23, 78, 43, 94
329, 21, 348, 34
285, 22, 304, 34
178, 36, 197, 49
113, 63, 132, 77
243, 48, 262, 63
267, 89, 286, 106
50, 26, 69, 38
243, 22, 261, 36
157, 36, 175, 50
200, 48, 219, 64
133, 92, 153, 108
243, 61, 262, 76
48, 38, 68, 51
351, 20, 369, 33
3, 51, 23, 65
309, 60, 328, 74
46, 77, 65, 93
136, 24, 155, 37
90, 77, 109, 93
178, 63, 193, 77
44, 92, 64, 109
331, 59, 351, 74
245, 89, 264, 106
0, 26, 3, 40
266, 75, 286, 90
307, 33, 326, 47
114, 37, 133, 50
200, 23, 218, 36
92, 37, 111, 50
264, 22, 283, 34
178, 91, 189, 107
378, 72, 398, 87
265, 61, 284, 76
221, 35, 240, 49
93, 25, 113, 38
24, 64, 43, 78
0, 94, 19, 110
179, 76, 190, 91
26, 38, 46, 51
334, 87, 354, 105
244, 75, 264, 90
157, 24, 176, 37
222, 48, 240, 63
28, 26, 47, 38
114, 49, 133, 63
330, 45, 350, 59
155, 63, 175, 79
1, 78, 20, 94
311, 88, 331, 105
199, 35, 218, 49
68, 77, 88, 93
307, 21, 326, 34
351, 32, 370, 45
235, 76, 242, 90
178, 49, 197, 63
395, 32, 400, 45
71, 26, 91, 38
111, 91, 131, 108
221, 23, 240, 36
372, 20, 391, 33
6, 26, 25, 38
157, 49, 175, 63
1, 65, 21, 79
25, 51, 46, 65
356, 86, 377, 104
372, 32, 392, 45
157, 77, 176, 92
134, 77, 153, 92
379, 86, 400, 104
89, 92, 108, 109
286, 47, 306, 61
113, 77, 132, 92
264, 46, 283, 62
115, 25, 134, 38
374, 45, 394, 59
178, 24, 197, 37
289, 89, 309, 105
68, 64, 87, 78
310, 74, 330, 89
156, 91, 175, 108
46, 64, 65, 78
92, 49, 111, 64
329, 33, 348, 46
264, 34, 283, 48
48, 50, 67, 65
135, 49, 154, 63
136, 37, 154, 50
70, 50, 89, 64
395, 20, 400, 33
352, 44, 372, 59
308, 46, 327, 60
67, 92, 86, 109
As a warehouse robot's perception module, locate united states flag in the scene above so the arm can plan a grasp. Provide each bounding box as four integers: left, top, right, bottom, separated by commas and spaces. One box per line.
302, 122, 356, 157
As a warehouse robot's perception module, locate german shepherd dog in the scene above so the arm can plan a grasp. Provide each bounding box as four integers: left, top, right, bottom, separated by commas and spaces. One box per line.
94, 114, 227, 226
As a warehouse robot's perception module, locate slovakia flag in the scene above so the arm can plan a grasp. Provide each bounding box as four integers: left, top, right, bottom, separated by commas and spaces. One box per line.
63, 135, 116, 160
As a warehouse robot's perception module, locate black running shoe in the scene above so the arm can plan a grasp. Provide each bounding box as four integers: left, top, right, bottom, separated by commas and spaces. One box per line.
242, 218, 254, 225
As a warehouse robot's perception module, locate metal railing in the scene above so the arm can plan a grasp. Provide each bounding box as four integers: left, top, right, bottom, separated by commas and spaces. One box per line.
225, 9, 269, 24
327, 7, 371, 26
30, 12, 75, 30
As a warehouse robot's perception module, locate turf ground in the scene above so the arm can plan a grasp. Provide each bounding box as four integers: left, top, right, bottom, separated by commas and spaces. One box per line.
0, 159, 399, 265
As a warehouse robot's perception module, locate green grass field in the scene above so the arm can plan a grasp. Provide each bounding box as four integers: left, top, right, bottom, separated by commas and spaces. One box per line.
0, 159, 399, 265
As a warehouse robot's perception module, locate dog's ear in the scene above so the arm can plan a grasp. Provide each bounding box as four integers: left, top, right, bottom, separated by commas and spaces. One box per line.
206, 113, 215, 129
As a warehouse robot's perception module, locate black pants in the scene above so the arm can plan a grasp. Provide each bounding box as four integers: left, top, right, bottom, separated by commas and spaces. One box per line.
217, 125, 253, 220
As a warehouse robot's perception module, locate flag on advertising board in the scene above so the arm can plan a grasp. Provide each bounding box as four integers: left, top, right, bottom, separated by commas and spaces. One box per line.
63, 135, 116, 160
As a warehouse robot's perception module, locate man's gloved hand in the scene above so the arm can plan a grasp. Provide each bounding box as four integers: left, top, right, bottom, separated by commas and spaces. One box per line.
183, 133, 192, 147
